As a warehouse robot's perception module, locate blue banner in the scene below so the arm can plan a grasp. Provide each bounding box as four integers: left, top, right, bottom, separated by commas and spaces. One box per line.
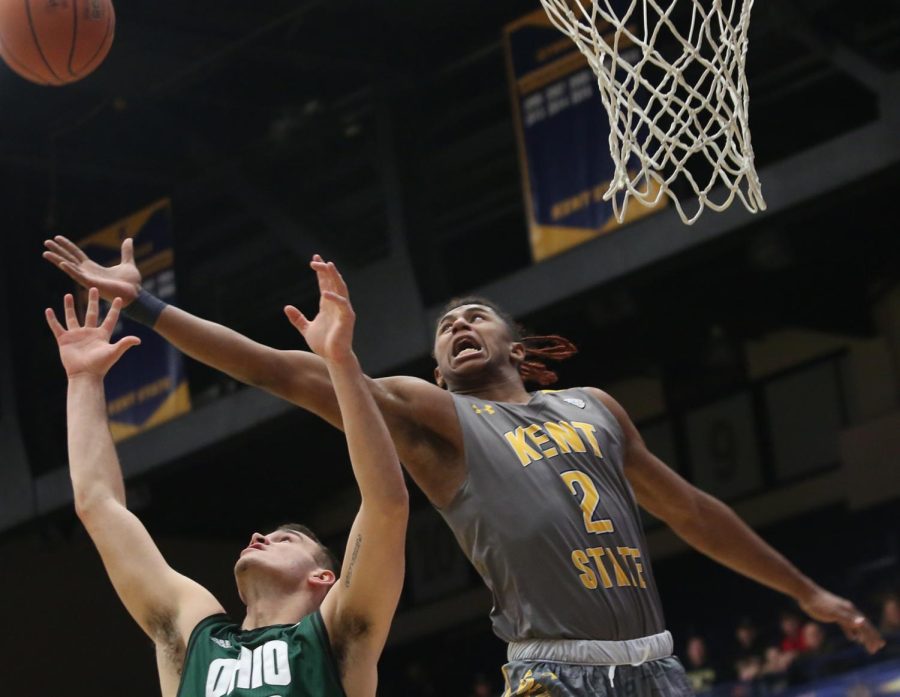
503, 9, 665, 261
77, 199, 190, 441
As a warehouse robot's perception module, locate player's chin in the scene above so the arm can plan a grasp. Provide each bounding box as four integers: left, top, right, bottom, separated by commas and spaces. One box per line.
444, 365, 485, 389
449, 352, 490, 375
233, 554, 260, 575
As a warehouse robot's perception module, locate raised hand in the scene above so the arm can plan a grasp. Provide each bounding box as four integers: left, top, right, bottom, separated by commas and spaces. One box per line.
799, 588, 885, 654
46, 288, 141, 379
43, 235, 142, 306
284, 255, 356, 363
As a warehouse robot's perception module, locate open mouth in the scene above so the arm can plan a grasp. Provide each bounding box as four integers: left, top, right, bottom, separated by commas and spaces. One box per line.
452, 335, 483, 360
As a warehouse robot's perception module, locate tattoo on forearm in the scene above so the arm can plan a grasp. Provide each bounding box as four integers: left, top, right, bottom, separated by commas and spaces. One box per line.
344, 534, 362, 588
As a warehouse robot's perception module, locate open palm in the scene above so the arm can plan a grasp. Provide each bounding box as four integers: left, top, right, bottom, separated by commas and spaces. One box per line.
284, 256, 355, 362
46, 289, 141, 379
43, 235, 142, 305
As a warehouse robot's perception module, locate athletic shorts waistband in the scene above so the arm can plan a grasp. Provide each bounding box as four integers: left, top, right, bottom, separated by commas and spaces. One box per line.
506, 630, 674, 666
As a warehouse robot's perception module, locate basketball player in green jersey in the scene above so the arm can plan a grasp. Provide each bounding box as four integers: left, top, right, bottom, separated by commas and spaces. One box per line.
45, 237, 884, 696
44, 278, 408, 697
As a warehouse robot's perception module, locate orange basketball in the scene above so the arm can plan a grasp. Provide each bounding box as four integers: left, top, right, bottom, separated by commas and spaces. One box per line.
0, 0, 115, 86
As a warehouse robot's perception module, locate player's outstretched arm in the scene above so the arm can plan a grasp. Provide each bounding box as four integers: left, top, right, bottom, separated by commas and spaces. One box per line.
287, 260, 407, 697
42, 238, 461, 496
587, 387, 886, 655
43, 236, 344, 425
47, 289, 223, 649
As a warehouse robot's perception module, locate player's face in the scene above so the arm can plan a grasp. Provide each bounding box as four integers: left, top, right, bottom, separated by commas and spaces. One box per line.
234, 529, 323, 584
433, 304, 522, 388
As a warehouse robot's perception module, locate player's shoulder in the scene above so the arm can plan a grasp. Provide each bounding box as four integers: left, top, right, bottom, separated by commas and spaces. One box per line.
371, 375, 458, 445
375, 374, 446, 402
578, 386, 641, 440
551, 386, 634, 434
542, 385, 617, 408
579, 386, 620, 410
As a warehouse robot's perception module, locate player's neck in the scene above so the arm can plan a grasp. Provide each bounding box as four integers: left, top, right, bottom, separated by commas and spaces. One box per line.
241, 588, 319, 630
452, 374, 531, 404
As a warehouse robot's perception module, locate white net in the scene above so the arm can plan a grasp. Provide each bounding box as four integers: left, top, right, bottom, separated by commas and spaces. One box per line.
538, 0, 766, 225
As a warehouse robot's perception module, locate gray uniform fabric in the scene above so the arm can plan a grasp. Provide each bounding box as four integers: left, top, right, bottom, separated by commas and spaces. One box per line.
501, 656, 693, 696
439, 388, 667, 643
508, 631, 673, 664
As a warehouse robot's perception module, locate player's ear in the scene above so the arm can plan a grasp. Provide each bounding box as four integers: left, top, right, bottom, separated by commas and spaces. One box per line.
510, 341, 526, 365
434, 366, 446, 389
310, 569, 335, 589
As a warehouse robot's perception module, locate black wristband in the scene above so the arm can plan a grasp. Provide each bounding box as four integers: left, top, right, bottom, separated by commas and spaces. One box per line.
123, 289, 168, 327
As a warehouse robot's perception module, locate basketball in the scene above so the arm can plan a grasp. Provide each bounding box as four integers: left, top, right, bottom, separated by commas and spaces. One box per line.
0, 0, 115, 86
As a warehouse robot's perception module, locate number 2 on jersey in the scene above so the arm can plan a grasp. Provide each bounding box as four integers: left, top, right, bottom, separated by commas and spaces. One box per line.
561, 470, 614, 534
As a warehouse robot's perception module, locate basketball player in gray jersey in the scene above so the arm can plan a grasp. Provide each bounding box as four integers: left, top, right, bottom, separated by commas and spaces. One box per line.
45, 238, 885, 696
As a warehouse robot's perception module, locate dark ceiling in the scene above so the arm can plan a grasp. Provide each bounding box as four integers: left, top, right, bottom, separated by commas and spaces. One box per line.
3, 0, 898, 295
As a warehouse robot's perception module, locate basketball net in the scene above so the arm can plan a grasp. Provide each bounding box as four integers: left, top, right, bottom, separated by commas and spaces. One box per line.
539, 0, 766, 225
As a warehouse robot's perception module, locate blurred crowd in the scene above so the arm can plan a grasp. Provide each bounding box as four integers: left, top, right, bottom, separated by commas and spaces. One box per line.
438, 592, 900, 697
681, 592, 900, 695
388, 592, 900, 696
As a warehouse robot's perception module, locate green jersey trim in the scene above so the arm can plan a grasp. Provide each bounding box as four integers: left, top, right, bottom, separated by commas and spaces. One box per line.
310, 611, 349, 697
176, 613, 230, 697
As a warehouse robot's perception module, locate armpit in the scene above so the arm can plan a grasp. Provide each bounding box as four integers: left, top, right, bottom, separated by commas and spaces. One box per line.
332, 612, 372, 672
149, 610, 186, 675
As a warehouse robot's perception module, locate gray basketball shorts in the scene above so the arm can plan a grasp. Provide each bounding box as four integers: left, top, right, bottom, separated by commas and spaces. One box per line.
501, 656, 694, 696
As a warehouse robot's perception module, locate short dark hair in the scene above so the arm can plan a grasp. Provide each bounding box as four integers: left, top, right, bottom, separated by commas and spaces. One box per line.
437, 296, 523, 340
436, 296, 578, 386
277, 523, 340, 574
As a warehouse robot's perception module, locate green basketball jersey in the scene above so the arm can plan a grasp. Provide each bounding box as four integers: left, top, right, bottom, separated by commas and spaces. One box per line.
176, 611, 346, 697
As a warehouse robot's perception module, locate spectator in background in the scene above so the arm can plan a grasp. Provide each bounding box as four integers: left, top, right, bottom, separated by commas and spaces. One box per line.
788, 621, 835, 685
878, 593, 900, 658
759, 645, 792, 693
735, 617, 765, 659
468, 672, 495, 697
880, 594, 900, 636
802, 621, 830, 654
732, 617, 766, 681
734, 653, 763, 685
779, 610, 809, 654
684, 635, 719, 693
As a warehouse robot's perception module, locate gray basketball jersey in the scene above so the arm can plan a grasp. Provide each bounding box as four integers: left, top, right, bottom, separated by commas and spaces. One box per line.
439, 388, 666, 643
